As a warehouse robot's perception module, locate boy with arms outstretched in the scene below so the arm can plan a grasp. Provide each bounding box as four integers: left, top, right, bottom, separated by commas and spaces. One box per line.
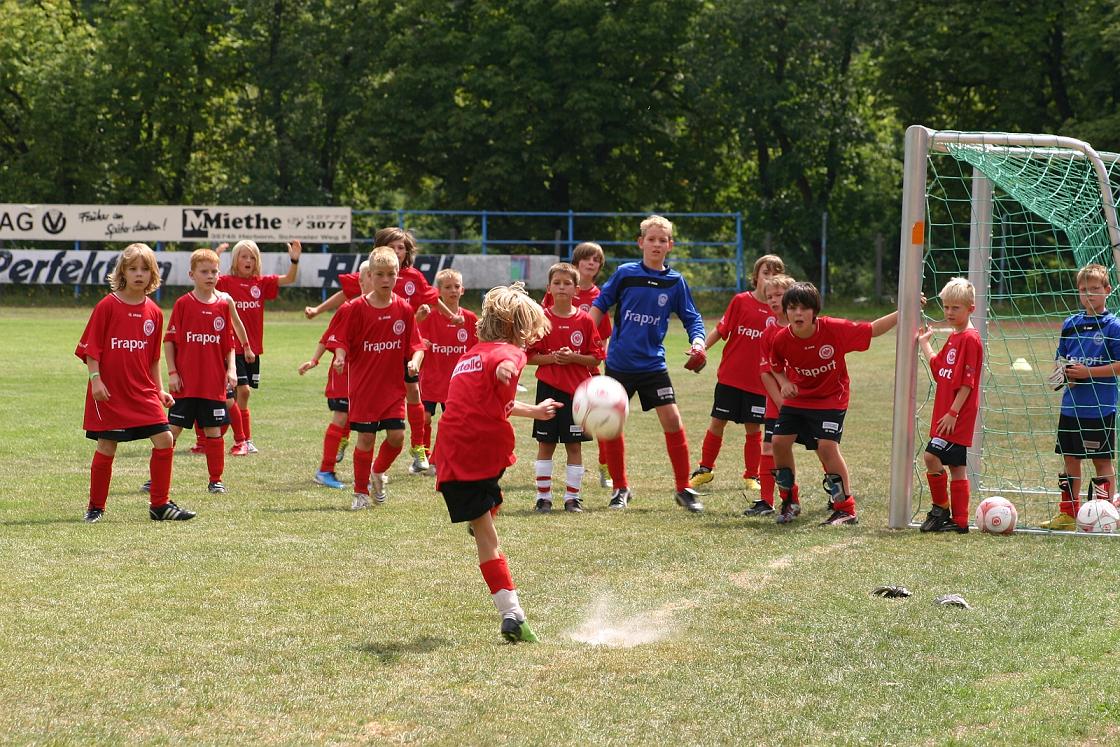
588, 215, 707, 513
917, 278, 984, 533
434, 282, 559, 643
1042, 263, 1120, 530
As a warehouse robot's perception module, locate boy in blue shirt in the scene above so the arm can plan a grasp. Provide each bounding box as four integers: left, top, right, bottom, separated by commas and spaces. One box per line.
589, 215, 708, 513
1043, 263, 1120, 530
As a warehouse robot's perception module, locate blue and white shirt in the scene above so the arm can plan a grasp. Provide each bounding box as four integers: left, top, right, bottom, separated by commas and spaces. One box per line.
1057, 310, 1120, 418
593, 261, 706, 374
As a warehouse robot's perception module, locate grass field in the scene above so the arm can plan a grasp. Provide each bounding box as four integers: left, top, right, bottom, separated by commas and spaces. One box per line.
3, 307, 1120, 745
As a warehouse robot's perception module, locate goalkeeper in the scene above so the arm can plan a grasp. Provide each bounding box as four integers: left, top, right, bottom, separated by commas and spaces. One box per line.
1043, 263, 1120, 530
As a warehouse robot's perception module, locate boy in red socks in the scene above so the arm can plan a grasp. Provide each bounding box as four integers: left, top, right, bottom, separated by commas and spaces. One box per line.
77, 243, 195, 523
434, 282, 559, 643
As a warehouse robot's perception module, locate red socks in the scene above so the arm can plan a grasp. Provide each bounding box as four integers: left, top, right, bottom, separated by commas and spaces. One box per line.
229, 402, 246, 443
700, 430, 722, 470
744, 430, 762, 480
205, 437, 224, 483
89, 451, 113, 510
949, 479, 970, 529
407, 403, 426, 448
321, 423, 347, 472
832, 495, 856, 515
926, 470, 949, 508
602, 435, 628, 489
240, 408, 252, 441
353, 447, 373, 495
758, 453, 775, 507
148, 447, 174, 507
373, 440, 403, 474
480, 555, 515, 594
664, 428, 691, 492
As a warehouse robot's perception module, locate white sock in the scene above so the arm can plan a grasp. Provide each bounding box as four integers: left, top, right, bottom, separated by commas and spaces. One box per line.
565, 464, 585, 501
492, 588, 525, 621
535, 459, 553, 501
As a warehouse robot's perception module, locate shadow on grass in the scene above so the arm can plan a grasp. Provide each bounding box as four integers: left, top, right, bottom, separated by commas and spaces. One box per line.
353, 635, 450, 665
1, 517, 86, 527
261, 505, 352, 514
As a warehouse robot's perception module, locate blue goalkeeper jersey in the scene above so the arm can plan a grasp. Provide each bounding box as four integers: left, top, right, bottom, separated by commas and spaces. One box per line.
592, 261, 706, 374
1057, 310, 1120, 418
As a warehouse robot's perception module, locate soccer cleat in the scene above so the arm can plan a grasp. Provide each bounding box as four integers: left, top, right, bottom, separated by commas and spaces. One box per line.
1040, 512, 1076, 531
230, 441, 250, 456
245, 440, 259, 454
149, 501, 196, 521
689, 466, 714, 487
314, 471, 345, 489
743, 500, 775, 517
535, 497, 553, 513
189, 443, 206, 455
933, 520, 969, 534
207, 481, 227, 494
409, 446, 430, 475
500, 616, 539, 644
598, 464, 613, 489
335, 437, 349, 465
608, 487, 632, 510
140, 480, 151, 493
775, 498, 801, 524
821, 509, 858, 526
743, 477, 761, 492
919, 504, 952, 533
564, 498, 584, 513
370, 472, 387, 504
84, 508, 104, 523
351, 493, 371, 511
675, 487, 705, 513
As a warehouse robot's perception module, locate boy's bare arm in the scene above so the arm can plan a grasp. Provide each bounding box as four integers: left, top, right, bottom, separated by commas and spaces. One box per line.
408, 349, 424, 377
588, 307, 604, 327
704, 328, 724, 349
224, 296, 255, 361
934, 385, 972, 435
278, 241, 302, 287
871, 310, 900, 338
298, 343, 329, 375
917, 324, 936, 360
306, 291, 346, 319
164, 340, 181, 392
761, 371, 783, 406
527, 351, 558, 366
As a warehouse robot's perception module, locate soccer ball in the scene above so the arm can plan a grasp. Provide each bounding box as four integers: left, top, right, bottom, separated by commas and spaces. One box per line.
1076, 499, 1120, 533
572, 375, 629, 440
974, 496, 1017, 534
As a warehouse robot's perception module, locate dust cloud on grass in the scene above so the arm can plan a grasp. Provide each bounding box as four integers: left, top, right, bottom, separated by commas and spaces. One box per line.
567, 593, 698, 648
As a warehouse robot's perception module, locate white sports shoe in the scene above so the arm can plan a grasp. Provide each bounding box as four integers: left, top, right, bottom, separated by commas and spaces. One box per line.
245, 440, 259, 454
371, 472, 387, 504
351, 493, 371, 511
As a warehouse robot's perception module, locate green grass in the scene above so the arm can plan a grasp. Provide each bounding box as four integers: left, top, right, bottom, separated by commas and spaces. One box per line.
3, 308, 1120, 745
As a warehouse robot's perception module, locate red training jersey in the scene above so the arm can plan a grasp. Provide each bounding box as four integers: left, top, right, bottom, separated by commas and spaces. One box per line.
929, 327, 984, 446
337, 272, 362, 300
544, 285, 612, 343
418, 308, 479, 404
75, 294, 167, 431
395, 267, 439, 313
767, 316, 873, 410
435, 342, 526, 487
327, 294, 424, 422
318, 324, 349, 400
216, 274, 280, 355
528, 307, 605, 394
715, 291, 776, 394
164, 292, 234, 401
758, 321, 790, 419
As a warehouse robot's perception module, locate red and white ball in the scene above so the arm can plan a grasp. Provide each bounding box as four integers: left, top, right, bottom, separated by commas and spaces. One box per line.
572, 375, 629, 440
1076, 499, 1120, 533
974, 496, 1017, 534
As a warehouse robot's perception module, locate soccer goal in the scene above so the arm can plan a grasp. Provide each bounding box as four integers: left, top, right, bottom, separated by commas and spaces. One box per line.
888, 125, 1120, 532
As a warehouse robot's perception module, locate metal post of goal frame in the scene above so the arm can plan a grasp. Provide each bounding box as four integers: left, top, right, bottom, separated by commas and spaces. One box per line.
966, 170, 993, 490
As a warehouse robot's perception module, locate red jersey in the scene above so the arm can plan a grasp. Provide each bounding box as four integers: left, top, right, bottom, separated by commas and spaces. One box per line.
337, 272, 362, 300
435, 342, 526, 486
164, 292, 234, 401
216, 274, 280, 354
528, 307, 605, 394
395, 267, 439, 313
318, 324, 349, 399
75, 294, 166, 431
758, 322, 789, 418
544, 285, 612, 342
418, 308, 479, 404
715, 292, 775, 394
929, 327, 984, 446
767, 316, 872, 410
327, 294, 424, 422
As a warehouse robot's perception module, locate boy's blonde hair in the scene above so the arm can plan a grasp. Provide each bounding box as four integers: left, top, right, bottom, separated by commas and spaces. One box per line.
639, 215, 673, 238
765, 273, 797, 295
548, 262, 579, 285
571, 241, 605, 267
753, 254, 785, 285
939, 277, 976, 306
367, 246, 400, 272
109, 243, 161, 294
435, 268, 462, 289
190, 248, 220, 271
230, 240, 262, 277
374, 226, 418, 269
476, 282, 549, 347
1076, 263, 1111, 288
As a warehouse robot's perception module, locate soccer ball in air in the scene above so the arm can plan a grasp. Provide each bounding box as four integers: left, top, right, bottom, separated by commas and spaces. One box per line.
572, 376, 629, 440
1076, 499, 1120, 533
974, 496, 1017, 534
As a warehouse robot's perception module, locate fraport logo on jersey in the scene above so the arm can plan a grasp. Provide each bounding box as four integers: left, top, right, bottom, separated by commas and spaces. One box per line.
213, 316, 225, 332
946, 348, 957, 365
143, 319, 156, 336
110, 337, 148, 351
187, 332, 222, 345
571, 330, 584, 347
456, 328, 469, 343
793, 360, 838, 378
657, 293, 669, 307
431, 343, 468, 355
818, 344, 835, 360
735, 325, 764, 340
392, 320, 406, 335
364, 339, 402, 354
623, 309, 658, 326
452, 354, 483, 378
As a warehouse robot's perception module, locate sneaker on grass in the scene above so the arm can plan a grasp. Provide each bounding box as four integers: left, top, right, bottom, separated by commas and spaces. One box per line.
149, 501, 196, 521
500, 617, 539, 643
689, 466, 714, 488
84, 508, 104, 523
207, 481, 227, 494
314, 471, 345, 489
608, 487, 632, 510
244, 440, 259, 454
775, 499, 801, 525
351, 493, 371, 511
140, 480, 151, 493
743, 500, 774, 517
598, 465, 613, 489
335, 436, 349, 465
821, 510, 858, 526
675, 487, 705, 513
564, 498, 584, 513
535, 498, 553, 513
1040, 512, 1076, 531
742, 477, 761, 491
229, 441, 250, 456
919, 504, 951, 533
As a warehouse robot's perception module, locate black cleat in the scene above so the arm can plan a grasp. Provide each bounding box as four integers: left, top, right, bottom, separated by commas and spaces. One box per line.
743, 500, 775, 517
535, 498, 553, 513
84, 508, 104, 523
564, 498, 584, 513
500, 616, 539, 643
207, 481, 227, 494
140, 480, 151, 493
775, 498, 801, 524
608, 487, 632, 509
821, 509, 858, 526
149, 501, 196, 521
933, 519, 969, 534
919, 504, 951, 532
674, 488, 704, 513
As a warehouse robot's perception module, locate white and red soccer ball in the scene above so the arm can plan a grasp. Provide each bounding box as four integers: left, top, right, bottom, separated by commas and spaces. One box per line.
974, 496, 1017, 534
572, 375, 629, 440
1076, 499, 1120, 533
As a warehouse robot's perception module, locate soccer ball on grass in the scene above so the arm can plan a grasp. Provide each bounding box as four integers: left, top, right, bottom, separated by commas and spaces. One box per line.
572, 376, 629, 440
974, 496, 1017, 534
1076, 499, 1120, 533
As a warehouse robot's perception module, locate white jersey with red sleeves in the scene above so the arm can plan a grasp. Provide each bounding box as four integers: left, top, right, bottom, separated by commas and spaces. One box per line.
395, 267, 439, 313
715, 291, 776, 394
164, 292, 234, 401
758, 321, 789, 418
929, 327, 983, 446
216, 274, 279, 354
544, 285, 612, 342
767, 316, 872, 410
75, 294, 167, 431
528, 307, 605, 394
418, 308, 479, 404
329, 294, 423, 422
434, 342, 526, 486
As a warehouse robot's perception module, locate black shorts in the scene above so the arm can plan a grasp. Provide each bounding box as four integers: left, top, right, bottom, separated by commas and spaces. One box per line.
1056, 413, 1116, 459
350, 418, 406, 433
86, 422, 171, 442
764, 417, 818, 450
327, 397, 350, 413
604, 366, 676, 411
773, 406, 846, 444
711, 382, 767, 424
423, 400, 445, 416
236, 354, 261, 388
404, 360, 419, 385
925, 437, 967, 467
168, 398, 228, 429
439, 471, 505, 523
532, 381, 590, 444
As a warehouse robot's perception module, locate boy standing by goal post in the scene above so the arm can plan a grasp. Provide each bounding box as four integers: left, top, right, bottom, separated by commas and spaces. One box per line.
917, 278, 983, 533
1042, 263, 1120, 530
